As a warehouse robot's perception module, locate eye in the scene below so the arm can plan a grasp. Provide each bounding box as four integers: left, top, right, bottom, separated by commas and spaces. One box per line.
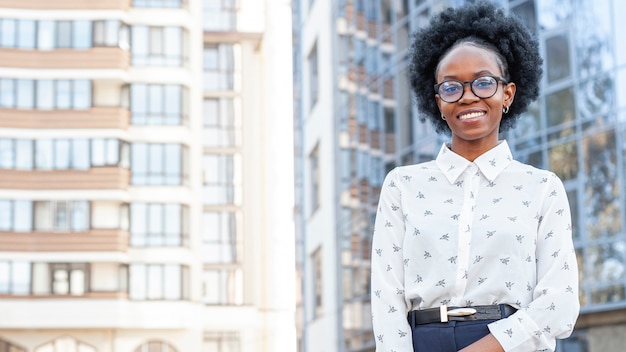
440, 82, 461, 94
473, 77, 496, 89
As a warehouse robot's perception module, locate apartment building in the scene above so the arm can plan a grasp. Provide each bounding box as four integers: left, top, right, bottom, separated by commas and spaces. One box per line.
294, 0, 626, 351
0, 0, 295, 351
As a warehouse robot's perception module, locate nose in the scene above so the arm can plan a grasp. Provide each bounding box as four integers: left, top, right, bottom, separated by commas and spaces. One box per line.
459, 82, 480, 102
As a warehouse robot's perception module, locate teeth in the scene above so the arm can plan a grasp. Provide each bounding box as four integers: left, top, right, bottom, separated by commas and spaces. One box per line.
458, 112, 484, 120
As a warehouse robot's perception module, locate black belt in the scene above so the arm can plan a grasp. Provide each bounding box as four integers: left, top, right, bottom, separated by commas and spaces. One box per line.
408, 304, 517, 326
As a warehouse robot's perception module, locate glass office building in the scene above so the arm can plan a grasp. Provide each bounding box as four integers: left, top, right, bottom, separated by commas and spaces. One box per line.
0, 0, 295, 351
294, 0, 626, 351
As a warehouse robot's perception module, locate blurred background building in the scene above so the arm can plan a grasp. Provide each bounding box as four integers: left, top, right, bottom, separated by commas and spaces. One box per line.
0, 0, 295, 351
293, 0, 626, 351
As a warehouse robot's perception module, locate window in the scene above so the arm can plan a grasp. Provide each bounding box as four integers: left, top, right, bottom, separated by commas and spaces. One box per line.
203, 98, 238, 147
309, 144, 320, 213
546, 34, 571, 83
0, 339, 26, 352
202, 268, 243, 305
203, 44, 237, 91
93, 20, 127, 47
203, 332, 240, 352
0, 138, 126, 171
312, 247, 323, 318
0, 19, 35, 49
202, 211, 240, 263
130, 84, 189, 125
129, 264, 189, 300
131, 26, 185, 66
308, 42, 319, 109
49, 263, 88, 295
34, 201, 90, 232
131, 143, 187, 185
0, 79, 91, 110
0, 261, 31, 295
203, 0, 237, 31
133, 341, 178, 352
35, 336, 96, 352
202, 154, 240, 205
0, 200, 32, 232
130, 203, 189, 246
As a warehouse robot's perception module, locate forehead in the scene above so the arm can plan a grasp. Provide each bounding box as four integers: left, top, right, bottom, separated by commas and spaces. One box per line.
436, 43, 502, 79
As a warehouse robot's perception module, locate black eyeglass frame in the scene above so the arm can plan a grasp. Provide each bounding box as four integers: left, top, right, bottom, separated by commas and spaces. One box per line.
434, 76, 509, 103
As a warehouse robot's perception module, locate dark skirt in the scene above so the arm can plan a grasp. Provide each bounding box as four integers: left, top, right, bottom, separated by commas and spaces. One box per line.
412, 319, 497, 352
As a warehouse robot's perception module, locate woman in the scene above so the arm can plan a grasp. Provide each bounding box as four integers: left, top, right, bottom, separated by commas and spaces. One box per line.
370, 2, 579, 352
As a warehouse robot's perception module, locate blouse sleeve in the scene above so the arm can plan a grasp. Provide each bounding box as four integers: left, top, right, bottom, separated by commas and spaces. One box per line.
488, 172, 580, 351
371, 169, 413, 352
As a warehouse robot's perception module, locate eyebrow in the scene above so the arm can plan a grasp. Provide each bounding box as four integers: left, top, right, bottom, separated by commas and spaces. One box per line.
441, 70, 497, 81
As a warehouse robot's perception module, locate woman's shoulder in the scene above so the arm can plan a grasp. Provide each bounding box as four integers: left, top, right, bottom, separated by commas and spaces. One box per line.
509, 160, 563, 182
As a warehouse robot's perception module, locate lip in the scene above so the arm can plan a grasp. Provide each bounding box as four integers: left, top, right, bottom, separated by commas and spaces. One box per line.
457, 109, 487, 121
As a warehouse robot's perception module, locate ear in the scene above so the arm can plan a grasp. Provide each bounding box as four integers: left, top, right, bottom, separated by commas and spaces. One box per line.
503, 82, 516, 109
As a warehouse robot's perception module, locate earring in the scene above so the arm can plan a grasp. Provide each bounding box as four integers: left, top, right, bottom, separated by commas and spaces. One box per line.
503, 106, 509, 114
441, 115, 446, 120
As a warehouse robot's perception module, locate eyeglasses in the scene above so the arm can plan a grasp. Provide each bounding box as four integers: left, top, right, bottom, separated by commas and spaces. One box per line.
434, 76, 508, 103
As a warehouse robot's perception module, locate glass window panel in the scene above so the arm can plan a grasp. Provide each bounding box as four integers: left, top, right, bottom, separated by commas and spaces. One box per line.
546, 34, 570, 83
537, 0, 572, 30
38, 20, 55, 50
147, 264, 163, 299
148, 85, 163, 117
73, 80, 91, 109
56, 80, 71, 109
105, 20, 119, 46
131, 26, 148, 65
35, 139, 53, 170
15, 139, 33, 170
106, 139, 119, 165
1, 19, 16, 47
164, 144, 181, 185
584, 131, 620, 239
163, 265, 181, 300
149, 27, 163, 56
0, 139, 13, 169
148, 204, 163, 246
93, 21, 105, 46
164, 204, 181, 245
131, 143, 148, 184
71, 139, 89, 170
164, 27, 182, 66
0, 79, 15, 107
11, 262, 30, 295
71, 201, 89, 231
131, 84, 148, 124
36, 80, 54, 110
57, 21, 72, 48
14, 200, 33, 232
53, 268, 69, 294
55, 139, 71, 169
16, 79, 34, 109
70, 269, 85, 295
73, 20, 91, 49
18, 20, 36, 49
92, 139, 105, 166
546, 87, 576, 128
129, 264, 146, 299
164, 85, 181, 124
548, 141, 577, 182
55, 201, 69, 231
0, 200, 11, 231
130, 203, 147, 246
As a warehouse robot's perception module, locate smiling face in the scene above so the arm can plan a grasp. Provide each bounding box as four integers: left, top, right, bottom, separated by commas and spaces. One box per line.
435, 43, 516, 159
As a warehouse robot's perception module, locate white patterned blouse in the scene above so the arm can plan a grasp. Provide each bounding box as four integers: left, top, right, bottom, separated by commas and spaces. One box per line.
371, 140, 579, 352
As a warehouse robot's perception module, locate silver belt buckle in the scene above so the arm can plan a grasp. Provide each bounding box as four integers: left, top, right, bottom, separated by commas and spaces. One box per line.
440, 305, 477, 322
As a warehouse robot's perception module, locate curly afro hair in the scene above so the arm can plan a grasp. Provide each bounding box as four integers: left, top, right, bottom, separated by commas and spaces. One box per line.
409, 1, 542, 134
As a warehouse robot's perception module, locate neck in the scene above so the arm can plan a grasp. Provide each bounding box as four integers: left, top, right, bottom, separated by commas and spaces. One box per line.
450, 138, 499, 162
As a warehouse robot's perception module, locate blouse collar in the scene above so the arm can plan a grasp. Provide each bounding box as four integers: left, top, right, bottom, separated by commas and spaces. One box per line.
435, 140, 514, 184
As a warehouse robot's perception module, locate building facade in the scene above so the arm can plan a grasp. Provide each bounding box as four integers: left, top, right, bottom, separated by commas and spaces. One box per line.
294, 0, 626, 351
0, 0, 295, 351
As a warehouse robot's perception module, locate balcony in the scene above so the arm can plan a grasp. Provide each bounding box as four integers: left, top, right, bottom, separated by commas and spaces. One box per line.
0, 229, 129, 252
0, 107, 130, 129
0, 47, 130, 70
0, 167, 130, 190
0, 0, 130, 10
